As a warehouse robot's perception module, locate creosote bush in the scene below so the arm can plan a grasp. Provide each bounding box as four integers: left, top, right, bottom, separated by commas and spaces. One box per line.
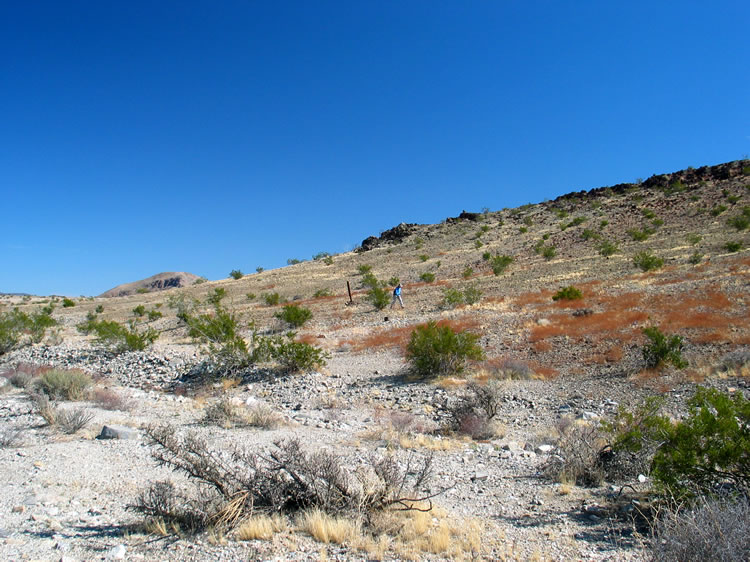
552, 286, 582, 301
489, 254, 513, 275
406, 321, 484, 379
420, 272, 436, 283
0, 308, 57, 355
367, 286, 390, 311
642, 326, 687, 369
633, 250, 664, 272
78, 318, 158, 353
229, 269, 244, 280
441, 285, 482, 309
262, 292, 283, 306
274, 304, 312, 328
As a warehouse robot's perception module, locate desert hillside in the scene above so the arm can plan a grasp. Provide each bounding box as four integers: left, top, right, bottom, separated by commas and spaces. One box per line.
1, 159, 749, 561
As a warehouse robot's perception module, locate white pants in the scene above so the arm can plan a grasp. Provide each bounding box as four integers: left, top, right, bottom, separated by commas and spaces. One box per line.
391, 294, 404, 308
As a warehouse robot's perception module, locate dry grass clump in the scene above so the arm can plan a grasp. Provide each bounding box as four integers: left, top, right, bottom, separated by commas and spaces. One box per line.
297, 508, 361, 544
236, 513, 288, 541
447, 380, 506, 440
0, 427, 22, 448
202, 398, 283, 429
32, 393, 94, 434
540, 418, 606, 486
364, 408, 458, 451
651, 496, 750, 562
1, 362, 51, 389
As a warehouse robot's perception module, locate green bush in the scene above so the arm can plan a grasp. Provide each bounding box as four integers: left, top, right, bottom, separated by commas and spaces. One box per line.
0, 308, 57, 354
207, 288, 226, 305
419, 254, 429, 262
463, 284, 482, 305
387, 277, 400, 287
287, 258, 302, 265
406, 321, 484, 379
357, 264, 372, 275
628, 227, 654, 241
82, 319, 159, 353
313, 288, 331, 298
256, 266, 264, 273
475, 239, 484, 248
541, 245, 556, 260
246, 293, 256, 301
688, 251, 704, 265
651, 387, 750, 497
37, 369, 92, 401
462, 266, 474, 279
581, 228, 600, 241
95, 305, 104, 314
686, 233, 702, 245
482, 251, 491, 261
642, 326, 687, 369
490, 254, 513, 275
710, 205, 727, 217
132, 305, 146, 317
323, 256, 334, 265
367, 287, 391, 310
312, 251, 331, 261
275, 304, 312, 328
262, 292, 282, 306
229, 269, 244, 280
361, 272, 380, 289
147, 310, 163, 321
441, 289, 464, 309
633, 250, 664, 271
265, 335, 330, 374
518, 226, 528, 234
62, 298, 75, 308
552, 286, 583, 301
420, 272, 435, 283
724, 240, 744, 253
727, 214, 750, 231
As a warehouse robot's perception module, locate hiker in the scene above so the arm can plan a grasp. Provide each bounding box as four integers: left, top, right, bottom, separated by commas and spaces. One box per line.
391, 283, 404, 309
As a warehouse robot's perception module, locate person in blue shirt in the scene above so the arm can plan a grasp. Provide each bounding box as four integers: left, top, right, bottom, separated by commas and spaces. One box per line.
391, 283, 404, 309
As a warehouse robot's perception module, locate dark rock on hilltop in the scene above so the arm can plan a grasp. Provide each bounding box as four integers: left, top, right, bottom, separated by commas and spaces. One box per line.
98, 272, 203, 298
358, 222, 419, 252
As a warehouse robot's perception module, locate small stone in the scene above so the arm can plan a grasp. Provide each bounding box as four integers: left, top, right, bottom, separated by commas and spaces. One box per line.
536, 318, 551, 326
471, 471, 489, 482
12, 506, 25, 513
578, 411, 599, 421
535, 444, 554, 454
638, 474, 647, 483
107, 544, 127, 560
97, 425, 137, 440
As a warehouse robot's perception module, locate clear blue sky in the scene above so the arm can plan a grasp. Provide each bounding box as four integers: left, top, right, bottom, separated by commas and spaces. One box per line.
1, 1, 748, 296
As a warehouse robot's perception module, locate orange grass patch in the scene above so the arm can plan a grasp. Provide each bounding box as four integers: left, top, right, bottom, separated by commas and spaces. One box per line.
529, 310, 649, 343
346, 315, 482, 353
514, 290, 555, 307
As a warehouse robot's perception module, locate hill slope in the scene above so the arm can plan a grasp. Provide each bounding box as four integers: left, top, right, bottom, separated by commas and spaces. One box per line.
98, 271, 203, 298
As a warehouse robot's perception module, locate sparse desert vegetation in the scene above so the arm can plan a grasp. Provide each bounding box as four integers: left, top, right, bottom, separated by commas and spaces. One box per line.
1, 159, 750, 560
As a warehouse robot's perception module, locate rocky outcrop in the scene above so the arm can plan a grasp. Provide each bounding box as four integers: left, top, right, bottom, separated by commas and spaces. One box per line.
99, 272, 203, 298
358, 222, 419, 252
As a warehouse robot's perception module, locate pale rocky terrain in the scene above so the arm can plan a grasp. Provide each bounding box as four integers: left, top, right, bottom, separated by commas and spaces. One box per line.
1, 160, 749, 561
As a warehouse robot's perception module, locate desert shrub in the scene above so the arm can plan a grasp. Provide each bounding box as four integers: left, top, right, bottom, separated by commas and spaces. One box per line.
37, 369, 92, 400
132, 305, 146, 317
148, 309, 163, 321
541, 420, 605, 486
518, 226, 528, 234
56, 407, 95, 434
81, 319, 158, 353
581, 228, 600, 241
710, 205, 727, 216
312, 251, 331, 261
0, 427, 22, 448
463, 284, 482, 305
628, 227, 654, 241
207, 288, 226, 305
541, 245, 556, 260
92, 388, 133, 411
490, 254, 513, 275
719, 349, 750, 372
598, 239, 619, 256
482, 251, 491, 261
552, 286, 582, 301
651, 387, 750, 498
256, 266, 264, 273
313, 288, 332, 298
688, 251, 704, 265
633, 250, 664, 272
136, 288, 150, 294
414, 237, 424, 249
246, 293, 256, 301
462, 266, 474, 279
419, 254, 429, 262
727, 214, 750, 231
651, 217, 664, 227
229, 269, 244, 280
357, 264, 373, 275
361, 272, 380, 289
135, 426, 438, 532
323, 255, 334, 265
183, 301, 249, 368
642, 326, 687, 369
387, 277, 400, 287
367, 287, 390, 311
724, 240, 743, 252
651, 496, 750, 562
62, 298, 75, 307
287, 258, 302, 265
275, 304, 312, 328
406, 321, 484, 379
448, 381, 502, 440
203, 398, 249, 428
420, 272, 436, 283
95, 304, 104, 313
262, 292, 282, 306
441, 289, 464, 309
600, 396, 673, 481
267, 335, 329, 374
642, 208, 656, 220
0, 308, 57, 354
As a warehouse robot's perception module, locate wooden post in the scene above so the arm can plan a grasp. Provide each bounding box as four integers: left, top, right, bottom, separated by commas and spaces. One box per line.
346, 281, 353, 304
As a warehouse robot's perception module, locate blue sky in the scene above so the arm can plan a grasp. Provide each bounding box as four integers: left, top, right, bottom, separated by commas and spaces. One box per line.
1, 1, 748, 296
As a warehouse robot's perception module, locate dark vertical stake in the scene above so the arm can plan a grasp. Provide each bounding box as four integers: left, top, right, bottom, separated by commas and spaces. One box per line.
347, 281, 353, 304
